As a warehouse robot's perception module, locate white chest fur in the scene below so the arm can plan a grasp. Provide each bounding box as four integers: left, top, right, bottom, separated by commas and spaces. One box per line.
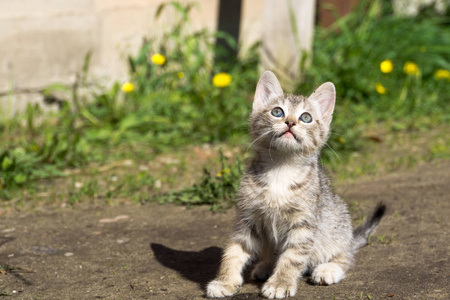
263, 163, 311, 207
258, 162, 313, 245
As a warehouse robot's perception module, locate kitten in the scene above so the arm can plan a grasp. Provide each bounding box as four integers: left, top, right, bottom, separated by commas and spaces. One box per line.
206, 71, 385, 299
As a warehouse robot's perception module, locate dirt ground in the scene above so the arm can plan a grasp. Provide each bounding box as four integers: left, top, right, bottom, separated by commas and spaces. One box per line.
0, 161, 449, 300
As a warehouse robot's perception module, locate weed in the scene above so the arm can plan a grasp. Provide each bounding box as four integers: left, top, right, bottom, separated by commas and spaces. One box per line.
366, 233, 372, 246
377, 234, 395, 244
359, 292, 373, 299
0, 263, 14, 274
153, 151, 243, 210
0, 268, 12, 296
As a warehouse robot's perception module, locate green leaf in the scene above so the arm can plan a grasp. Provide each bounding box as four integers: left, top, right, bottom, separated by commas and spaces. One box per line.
1, 157, 13, 170
14, 173, 27, 184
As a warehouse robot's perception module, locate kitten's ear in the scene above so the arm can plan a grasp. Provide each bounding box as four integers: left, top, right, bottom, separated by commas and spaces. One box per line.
309, 82, 336, 125
253, 71, 284, 112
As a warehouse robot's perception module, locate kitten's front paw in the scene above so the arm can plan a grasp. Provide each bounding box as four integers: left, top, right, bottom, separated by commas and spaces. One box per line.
312, 262, 345, 285
206, 280, 241, 298
261, 280, 297, 299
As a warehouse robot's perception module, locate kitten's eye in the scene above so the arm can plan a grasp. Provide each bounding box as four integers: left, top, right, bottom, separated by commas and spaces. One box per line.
300, 112, 312, 123
271, 107, 284, 118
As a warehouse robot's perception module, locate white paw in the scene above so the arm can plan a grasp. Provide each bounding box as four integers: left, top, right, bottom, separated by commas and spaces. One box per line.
312, 263, 345, 285
251, 262, 273, 281
206, 280, 240, 298
261, 281, 297, 299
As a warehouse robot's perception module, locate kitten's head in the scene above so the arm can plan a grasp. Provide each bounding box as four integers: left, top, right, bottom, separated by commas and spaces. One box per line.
250, 71, 335, 155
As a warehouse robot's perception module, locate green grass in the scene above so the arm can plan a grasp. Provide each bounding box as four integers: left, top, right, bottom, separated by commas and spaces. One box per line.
0, 289, 11, 297
153, 151, 243, 210
0, 1, 449, 209
377, 234, 395, 245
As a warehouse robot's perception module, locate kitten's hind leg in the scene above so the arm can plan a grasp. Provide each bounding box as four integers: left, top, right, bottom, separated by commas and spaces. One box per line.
311, 253, 352, 286
251, 240, 275, 281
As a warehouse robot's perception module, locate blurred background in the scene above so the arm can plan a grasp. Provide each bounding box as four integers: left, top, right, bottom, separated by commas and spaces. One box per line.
0, 0, 449, 209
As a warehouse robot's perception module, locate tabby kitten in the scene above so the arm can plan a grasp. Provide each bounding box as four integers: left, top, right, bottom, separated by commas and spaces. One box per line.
206, 71, 385, 299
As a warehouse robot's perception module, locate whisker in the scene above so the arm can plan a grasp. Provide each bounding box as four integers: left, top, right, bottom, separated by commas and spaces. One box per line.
236, 128, 274, 144
246, 130, 273, 153
236, 132, 253, 143
269, 133, 277, 161
328, 129, 346, 137
325, 142, 341, 161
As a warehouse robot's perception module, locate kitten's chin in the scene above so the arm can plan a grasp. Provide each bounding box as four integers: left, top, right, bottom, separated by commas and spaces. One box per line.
271, 135, 303, 152
253, 133, 310, 154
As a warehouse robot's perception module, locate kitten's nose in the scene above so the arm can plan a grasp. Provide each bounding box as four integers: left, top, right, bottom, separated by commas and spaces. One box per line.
285, 121, 296, 128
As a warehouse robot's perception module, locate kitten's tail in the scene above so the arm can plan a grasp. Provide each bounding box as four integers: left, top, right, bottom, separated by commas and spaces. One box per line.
352, 202, 386, 250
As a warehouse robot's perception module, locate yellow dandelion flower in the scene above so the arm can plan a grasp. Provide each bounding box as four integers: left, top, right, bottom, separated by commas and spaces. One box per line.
434, 69, 450, 80
375, 82, 386, 94
121, 82, 134, 93
177, 72, 184, 79
151, 53, 166, 65
212, 73, 232, 88
216, 168, 231, 177
403, 61, 420, 76
380, 59, 393, 74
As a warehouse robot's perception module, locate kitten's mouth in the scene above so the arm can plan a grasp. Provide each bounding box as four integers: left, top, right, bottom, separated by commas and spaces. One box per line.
279, 130, 298, 140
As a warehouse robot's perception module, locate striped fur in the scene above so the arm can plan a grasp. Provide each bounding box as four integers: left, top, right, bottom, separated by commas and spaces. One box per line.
206, 71, 385, 299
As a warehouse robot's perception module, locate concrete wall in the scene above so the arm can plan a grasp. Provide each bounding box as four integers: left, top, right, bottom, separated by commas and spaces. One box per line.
0, 0, 219, 91
392, 0, 447, 16
0, 0, 264, 115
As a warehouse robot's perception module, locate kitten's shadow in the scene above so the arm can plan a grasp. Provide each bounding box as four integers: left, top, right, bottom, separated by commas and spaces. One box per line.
150, 243, 223, 290
150, 243, 262, 291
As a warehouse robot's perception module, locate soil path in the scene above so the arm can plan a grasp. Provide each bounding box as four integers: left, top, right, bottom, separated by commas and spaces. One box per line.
1, 161, 449, 299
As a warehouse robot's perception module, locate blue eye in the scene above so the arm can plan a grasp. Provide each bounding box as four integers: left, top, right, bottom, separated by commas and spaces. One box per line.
300, 112, 312, 123
271, 107, 284, 118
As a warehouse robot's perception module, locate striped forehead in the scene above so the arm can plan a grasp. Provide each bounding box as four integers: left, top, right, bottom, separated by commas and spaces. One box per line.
285, 94, 306, 105
270, 94, 305, 105
269, 94, 309, 111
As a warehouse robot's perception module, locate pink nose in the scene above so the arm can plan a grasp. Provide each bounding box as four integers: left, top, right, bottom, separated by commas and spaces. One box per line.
285, 121, 295, 128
